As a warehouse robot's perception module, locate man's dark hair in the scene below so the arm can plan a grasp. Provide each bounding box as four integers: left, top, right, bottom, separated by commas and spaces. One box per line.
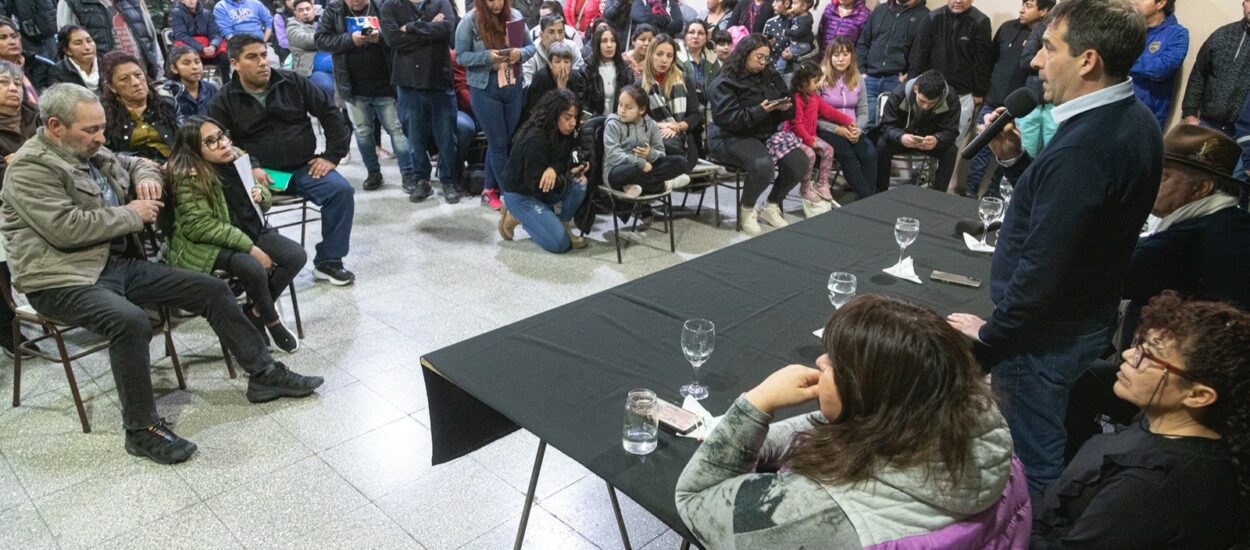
1159, 0, 1175, 16
539, 13, 565, 31
1033, 0, 1057, 11
228, 34, 267, 60
539, 0, 562, 16
915, 70, 946, 101
1044, 0, 1145, 80
292, 0, 313, 8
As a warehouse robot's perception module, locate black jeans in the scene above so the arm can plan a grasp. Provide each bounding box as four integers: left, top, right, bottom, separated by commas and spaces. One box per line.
212, 230, 307, 323
608, 156, 687, 194
817, 129, 878, 199
874, 136, 957, 194
711, 136, 808, 207
28, 258, 273, 429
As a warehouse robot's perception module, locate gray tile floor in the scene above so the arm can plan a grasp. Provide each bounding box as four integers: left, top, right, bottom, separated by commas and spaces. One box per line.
0, 142, 782, 549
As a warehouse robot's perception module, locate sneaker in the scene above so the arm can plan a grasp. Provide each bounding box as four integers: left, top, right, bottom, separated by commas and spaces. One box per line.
401, 171, 419, 194
801, 199, 832, 218
665, 174, 691, 190
800, 180, 823, 203
313, 263, 356, 286
482, 188, 502, 210
267, 319, 299, 354
362, 171, 384, 191
759, 203, 789, 228
814, 180, 834, 202
739, 205, 762, 235
124, 419, 197, 464
246, 361, 324, 403
498, 203, 519, 240
563, 221, 587, 249
241, 303, 270, 345
443, 184, 462, 205
623, 184, 642, 199
409, 179, 433, 202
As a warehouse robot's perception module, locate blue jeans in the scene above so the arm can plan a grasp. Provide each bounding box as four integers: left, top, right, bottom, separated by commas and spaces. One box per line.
864, 73, 900, 129
470, 78, 524, 191
285, 165, 355, 266
502, 183, 588, 253
965, 104, 1006, 196
456, 110, 479, 180
989, 321, 1112, 502
346, 96, 413, 175
397, 86, 458, 187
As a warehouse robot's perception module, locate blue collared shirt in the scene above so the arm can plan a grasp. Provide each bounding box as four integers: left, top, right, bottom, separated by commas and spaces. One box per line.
1051, 77, 1135, 125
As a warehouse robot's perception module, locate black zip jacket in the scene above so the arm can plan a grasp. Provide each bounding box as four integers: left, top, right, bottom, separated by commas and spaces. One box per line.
315, 0, 393, 101
986, 20, 1032, 107
377, 0, 456, 91
1181, 19, 1250, 127
874, 77, 959, 150
707, 69, 795, 144
577, 58, 635, 117
855, 0, 928, 77
908, 6, 992, 97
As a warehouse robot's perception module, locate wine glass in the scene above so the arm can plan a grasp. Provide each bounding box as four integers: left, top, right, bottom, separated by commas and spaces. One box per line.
828, 272, 857, 309
999, 182, 1013, 209
894, 217, 919, 266
978, 196, 1004, 247
680, 318, 715, 401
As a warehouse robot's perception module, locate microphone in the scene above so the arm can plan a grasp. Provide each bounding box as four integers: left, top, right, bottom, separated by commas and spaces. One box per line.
960, 88, 1038, 160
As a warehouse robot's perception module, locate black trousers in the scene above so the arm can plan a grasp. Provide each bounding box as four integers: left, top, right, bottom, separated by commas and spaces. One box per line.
28, 258, 273, 429
608, 156, 687, 194
213, 230, 307, 324
711, 136, 808, 206
873, 137, 957, 194
818, 129, 879, 199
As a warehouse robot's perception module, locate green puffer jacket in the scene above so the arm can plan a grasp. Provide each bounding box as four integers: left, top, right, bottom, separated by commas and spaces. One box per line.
167, 158, 273, 274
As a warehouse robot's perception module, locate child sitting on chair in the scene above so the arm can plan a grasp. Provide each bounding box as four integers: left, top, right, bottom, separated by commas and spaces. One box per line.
781, 62, 854, 215
603, 84, 690, 198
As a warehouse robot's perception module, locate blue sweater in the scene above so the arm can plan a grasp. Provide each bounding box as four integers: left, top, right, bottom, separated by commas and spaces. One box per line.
213, 0, 274, 40
1130, 14, 1189, 127
981, 96, 1162, 346
171, 2, 223, 53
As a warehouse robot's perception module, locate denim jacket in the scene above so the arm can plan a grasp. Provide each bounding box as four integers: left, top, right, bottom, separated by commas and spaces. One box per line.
454, 8, 536, 90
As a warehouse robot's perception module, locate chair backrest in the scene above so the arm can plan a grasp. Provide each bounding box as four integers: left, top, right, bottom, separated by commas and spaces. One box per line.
0, 262, 21, 312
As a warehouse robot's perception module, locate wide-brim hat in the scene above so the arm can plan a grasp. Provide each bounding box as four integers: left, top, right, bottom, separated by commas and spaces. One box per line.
1162, 124, 1247, 189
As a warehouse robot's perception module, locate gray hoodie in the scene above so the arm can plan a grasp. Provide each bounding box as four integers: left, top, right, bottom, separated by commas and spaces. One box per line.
603, 113, 666, 176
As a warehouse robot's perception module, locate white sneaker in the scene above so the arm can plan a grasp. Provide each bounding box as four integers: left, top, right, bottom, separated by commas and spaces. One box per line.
623, 184, 642, 198
801, 199, 832, 218
739, 206, 761, 235
759, 203, 789, 228
665, 174, 691, 190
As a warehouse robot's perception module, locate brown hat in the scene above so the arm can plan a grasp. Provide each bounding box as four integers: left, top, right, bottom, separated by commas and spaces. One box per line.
1162, 124, 1245, 188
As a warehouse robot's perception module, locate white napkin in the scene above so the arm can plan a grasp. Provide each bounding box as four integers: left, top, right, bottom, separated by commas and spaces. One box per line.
680, 396, 723, 441
962, 232, 995, 253
813, 327, 824, 339
883, 257, 923, 284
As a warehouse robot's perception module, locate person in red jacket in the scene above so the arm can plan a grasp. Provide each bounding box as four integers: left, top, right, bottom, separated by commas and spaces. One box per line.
782, 62, 854, 214
565, 0, 603, 34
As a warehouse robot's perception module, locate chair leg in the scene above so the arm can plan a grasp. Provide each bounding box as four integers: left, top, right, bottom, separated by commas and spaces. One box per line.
222, 345, 237, 379
734, 173, 743, 232
612, 201, 623, 264
713, 181, 721, 227
52, 329, 90, 433
11, 322, 22, 407
288, 284, 304, 340
299, 202, 309, 247
162, 309, 186, 391
666, 196, 675, 253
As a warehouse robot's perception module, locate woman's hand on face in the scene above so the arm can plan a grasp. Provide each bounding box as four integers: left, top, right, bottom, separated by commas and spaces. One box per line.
539, 167, 557, 192
744, 364, 821, 417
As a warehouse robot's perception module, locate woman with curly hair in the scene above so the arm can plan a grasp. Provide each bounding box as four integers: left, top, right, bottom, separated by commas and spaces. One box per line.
100, 51, 178, 164
497, 89, 590, 253
1032, 291, 1250, 548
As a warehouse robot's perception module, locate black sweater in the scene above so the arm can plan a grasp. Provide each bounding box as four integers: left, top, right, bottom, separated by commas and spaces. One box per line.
502, 128, 573, 199
1181, 19, 1250, 127
707, 70, 795, 145
982, 94, 1161, 346
986, 20, 1033, 107
908, 6, 993, 97
855, 0, 928, 77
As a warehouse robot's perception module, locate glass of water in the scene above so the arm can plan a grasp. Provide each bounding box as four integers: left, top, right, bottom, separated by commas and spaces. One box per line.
622, 389, 658, 455
894, 217, 919, 265
680, 318, 715, 401
999, 182, 1013, 208
978, 196, 1004, 246
828, 272, 857, 309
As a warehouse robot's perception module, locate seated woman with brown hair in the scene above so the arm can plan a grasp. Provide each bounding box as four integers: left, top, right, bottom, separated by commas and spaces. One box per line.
676, 294, 1030, 548
99, 51, 178, 165
1032, 291, 1250, 548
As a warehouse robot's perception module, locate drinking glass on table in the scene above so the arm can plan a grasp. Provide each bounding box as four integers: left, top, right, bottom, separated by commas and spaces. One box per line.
978, 196, 1004, 246
622, 389, 658, 455
999, 182, 1013, 208
894, 217, 919, 265
828, 272, 857, 309
680, 318, 715, 401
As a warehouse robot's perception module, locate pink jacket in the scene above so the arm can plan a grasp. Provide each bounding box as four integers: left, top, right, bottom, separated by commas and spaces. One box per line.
784, 91, 854, 146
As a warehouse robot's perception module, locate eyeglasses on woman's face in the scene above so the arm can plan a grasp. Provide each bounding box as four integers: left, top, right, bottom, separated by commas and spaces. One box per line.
1130, 335, 1193, 382
202, 131, 231, 150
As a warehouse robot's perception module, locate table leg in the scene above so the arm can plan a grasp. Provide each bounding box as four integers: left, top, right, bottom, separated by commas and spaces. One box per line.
606, 482, 633, 550
513, 440, 547, 550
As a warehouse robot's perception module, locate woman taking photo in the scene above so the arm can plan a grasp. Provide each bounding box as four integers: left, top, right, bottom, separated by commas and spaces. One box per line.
163, 45, 220, 120
1032, 292, 1250, 548
817, 37, 876, 199
641, 33, 700, 170
578, 25, 634, 117
100, 51, 178, 164
676, 295, 1028, 548
497, 89, 589, 253
48, 26, 101, 94
707, 34, 803, 235
456, 0, 536, 210
166, 116, 307, 354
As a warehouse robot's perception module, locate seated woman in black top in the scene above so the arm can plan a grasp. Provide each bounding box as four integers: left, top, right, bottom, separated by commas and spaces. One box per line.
100, 51, 178, 164
47, 26, 101, 94
707, 33, 803, 236
1032, 291, 1250, 548
498, 89, 590, 253
578, 24, 634, 117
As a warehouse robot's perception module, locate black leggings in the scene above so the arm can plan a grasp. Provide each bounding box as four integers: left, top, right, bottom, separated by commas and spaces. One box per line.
608, 156, 687, 194
711, 136, 808, 206
212, 231, 307, 323
818, 128, 878, 199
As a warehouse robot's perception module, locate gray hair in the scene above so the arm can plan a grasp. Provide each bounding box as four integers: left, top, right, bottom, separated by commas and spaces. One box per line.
0, 60, 21, 81
548, 41, 574, 62
39, 83, 100, 126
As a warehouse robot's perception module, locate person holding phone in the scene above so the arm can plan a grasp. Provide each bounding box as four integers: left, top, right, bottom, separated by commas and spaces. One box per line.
871, 69, 960, 194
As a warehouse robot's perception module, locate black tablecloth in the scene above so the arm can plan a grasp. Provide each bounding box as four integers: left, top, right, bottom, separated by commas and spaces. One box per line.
420, 186, 996, 539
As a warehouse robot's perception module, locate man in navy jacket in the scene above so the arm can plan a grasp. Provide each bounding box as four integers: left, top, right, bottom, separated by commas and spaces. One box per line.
1130, 0, 1188, 127
947, 0, 1160, 501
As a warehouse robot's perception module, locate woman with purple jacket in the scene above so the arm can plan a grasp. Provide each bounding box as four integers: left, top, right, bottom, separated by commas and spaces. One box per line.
816, 0, 869, 55
816, 37, 876, 199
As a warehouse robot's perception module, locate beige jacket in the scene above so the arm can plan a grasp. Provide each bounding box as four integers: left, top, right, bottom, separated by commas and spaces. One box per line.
1, 129, 163, 294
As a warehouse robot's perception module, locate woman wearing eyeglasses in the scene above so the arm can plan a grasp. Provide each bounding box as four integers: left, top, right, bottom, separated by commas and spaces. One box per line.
165, 115, 307, 354
1031, 291, 1250, 548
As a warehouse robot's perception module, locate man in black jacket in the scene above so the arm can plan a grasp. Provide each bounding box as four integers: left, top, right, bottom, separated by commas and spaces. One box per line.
947, 0, 1159, 502
209, 35, 358, 286
872, 70, 960, 195
908, 0, 992, 144
855, 0, 928, 128
316, 0, 417, 194
379, 0, 460, 203
1181, 3, 1250, 141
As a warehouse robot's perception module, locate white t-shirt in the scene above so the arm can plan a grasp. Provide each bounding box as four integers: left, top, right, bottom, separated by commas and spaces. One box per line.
599, 63, 617, 115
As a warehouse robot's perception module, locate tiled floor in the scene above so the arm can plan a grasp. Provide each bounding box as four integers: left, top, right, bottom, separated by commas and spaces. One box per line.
0, 141, 790, 548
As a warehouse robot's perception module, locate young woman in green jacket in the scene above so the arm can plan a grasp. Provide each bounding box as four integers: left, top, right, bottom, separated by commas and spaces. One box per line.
166, 115, 306, 353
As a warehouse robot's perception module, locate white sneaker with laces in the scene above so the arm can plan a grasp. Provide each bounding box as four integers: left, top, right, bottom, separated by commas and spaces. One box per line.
665, 174, 691, 190
739, 206, 761, 235
759, 203, 789, 228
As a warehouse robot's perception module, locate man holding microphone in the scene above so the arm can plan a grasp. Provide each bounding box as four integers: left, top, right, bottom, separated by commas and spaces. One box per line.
946, 0, 1160, 501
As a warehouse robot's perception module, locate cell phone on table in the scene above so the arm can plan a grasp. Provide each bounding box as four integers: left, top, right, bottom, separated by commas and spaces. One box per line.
931, 270, 982, 288
654, 397, 702, 435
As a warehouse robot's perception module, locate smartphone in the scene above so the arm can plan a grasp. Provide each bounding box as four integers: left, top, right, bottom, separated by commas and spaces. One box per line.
654, 397, 702, 435
931, 270, 983, 288
361, 26, 375, 35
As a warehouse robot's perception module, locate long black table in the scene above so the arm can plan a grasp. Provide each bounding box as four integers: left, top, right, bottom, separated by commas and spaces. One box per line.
420, 186, 997, 545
